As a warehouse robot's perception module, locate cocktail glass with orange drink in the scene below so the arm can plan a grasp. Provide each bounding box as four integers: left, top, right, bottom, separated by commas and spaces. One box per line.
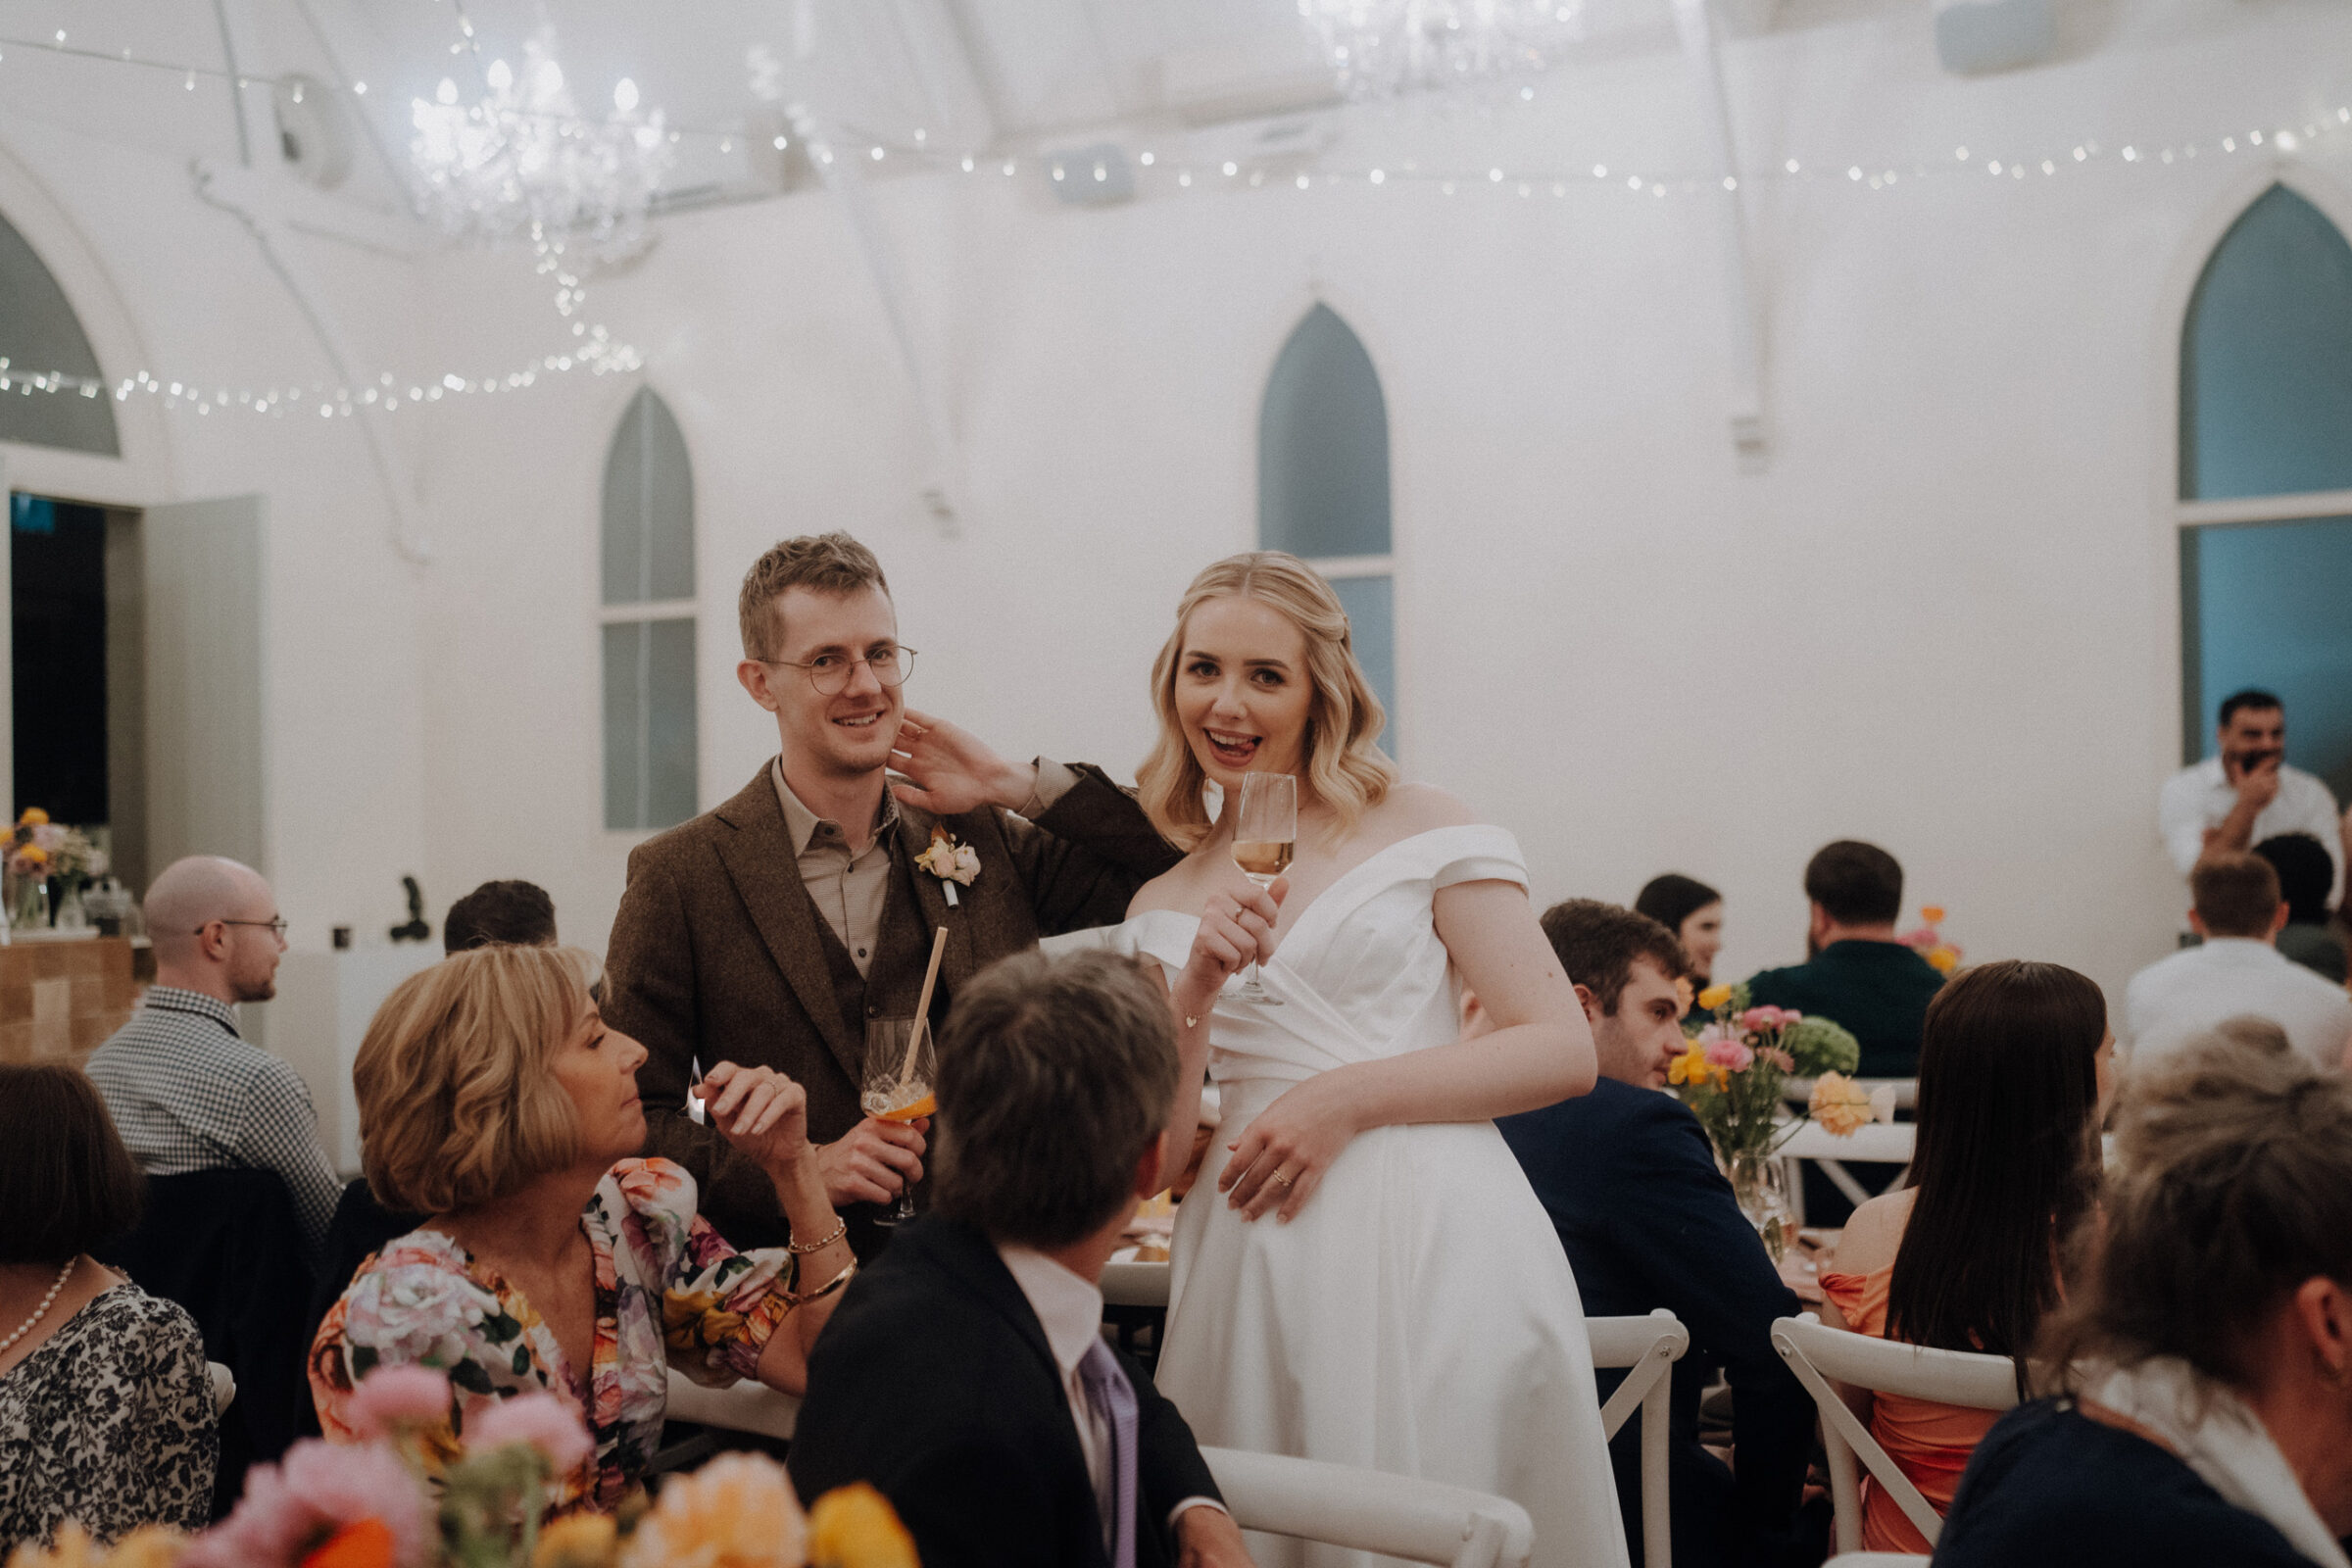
861, 1016, 936, 1226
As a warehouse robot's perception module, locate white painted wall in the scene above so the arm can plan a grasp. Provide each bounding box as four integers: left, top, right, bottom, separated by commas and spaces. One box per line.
9, 0, 2350, 1021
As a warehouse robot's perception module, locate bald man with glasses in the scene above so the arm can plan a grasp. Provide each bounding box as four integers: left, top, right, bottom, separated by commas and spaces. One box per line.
84, 855, 341, 1260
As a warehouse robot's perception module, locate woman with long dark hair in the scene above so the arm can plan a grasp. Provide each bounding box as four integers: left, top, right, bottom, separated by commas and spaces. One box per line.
1634, 874, 1724, 986
1817, 959, 2115, 1553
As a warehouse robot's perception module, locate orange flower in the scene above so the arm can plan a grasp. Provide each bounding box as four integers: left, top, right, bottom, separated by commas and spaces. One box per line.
1808, 1072, 1873, 1137
300, 1520, 394, 1568
1673, 975, 1694, 1019
532, 1515, 618, 1568
808, 1485, 919, 1568
17, 846, 48, 867
1919, 906, 1945, 926
16, 808, 48, 827
619, 1452, 806, 1568
1925, 944, 1960, 975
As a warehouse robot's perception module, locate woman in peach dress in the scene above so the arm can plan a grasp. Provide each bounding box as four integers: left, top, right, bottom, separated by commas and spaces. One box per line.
1819, 959, 2115, 1552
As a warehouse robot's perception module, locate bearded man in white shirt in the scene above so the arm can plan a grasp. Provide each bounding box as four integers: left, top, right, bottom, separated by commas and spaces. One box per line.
2159, 689, 2344, 910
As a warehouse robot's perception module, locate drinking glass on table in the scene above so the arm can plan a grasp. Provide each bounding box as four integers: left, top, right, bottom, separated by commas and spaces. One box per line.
1232, 771, 1298, 1004
861, 1017, 936, 1226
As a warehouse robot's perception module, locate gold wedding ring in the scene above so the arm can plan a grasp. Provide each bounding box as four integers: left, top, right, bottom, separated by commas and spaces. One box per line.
1270, 1170, 1295, 1188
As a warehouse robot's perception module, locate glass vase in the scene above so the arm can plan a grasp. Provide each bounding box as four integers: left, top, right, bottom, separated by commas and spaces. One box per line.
52, 881, 87, 932
1724, 1149, 1791, 1263
11, 875, 48, 933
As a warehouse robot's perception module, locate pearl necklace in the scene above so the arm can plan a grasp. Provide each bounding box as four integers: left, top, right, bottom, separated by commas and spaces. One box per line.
0, 1257, 76, 1354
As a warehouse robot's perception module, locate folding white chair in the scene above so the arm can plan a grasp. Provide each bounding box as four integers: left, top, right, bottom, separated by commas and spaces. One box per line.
662, 1367, 802, 1441
1771, 1312, 2018, 1553
1201, 1446, 1534, 1568
206, 1360, 236, 1418
1102, 1259, 1172, 1308
1586, 1309, 1690, 1568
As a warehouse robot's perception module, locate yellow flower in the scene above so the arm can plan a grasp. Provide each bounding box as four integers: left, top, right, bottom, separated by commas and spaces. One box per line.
1696, 983, 1734, 1012
1667, 1044, 1712, 1087
1809, 1071, 1873, 1137
102, 1530, 188, 1568
808, 1485, 919, 1568
533, 1515, 618, 1568
1925, 945, 1960, 975
619, 1451, 806, 1568
1673, 976, 1694, 1019
17, 846, 47, 867
16, 808, 47, 827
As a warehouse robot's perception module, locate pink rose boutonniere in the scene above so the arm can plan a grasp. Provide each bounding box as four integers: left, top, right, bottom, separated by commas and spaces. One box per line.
913, 827, 980, 906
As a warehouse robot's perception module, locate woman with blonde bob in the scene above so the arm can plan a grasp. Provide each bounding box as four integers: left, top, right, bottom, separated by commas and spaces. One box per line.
309, 944, 854, 1515
1103, 551, 1623, 1567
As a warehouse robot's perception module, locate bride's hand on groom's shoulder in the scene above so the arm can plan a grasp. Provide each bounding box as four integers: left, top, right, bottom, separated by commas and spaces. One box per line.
1172, 883, 1284, 1016
886, 709, 1036, 815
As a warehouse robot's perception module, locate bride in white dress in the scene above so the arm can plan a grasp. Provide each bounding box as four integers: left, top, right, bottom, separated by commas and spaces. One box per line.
1102, 552, 1629, 1568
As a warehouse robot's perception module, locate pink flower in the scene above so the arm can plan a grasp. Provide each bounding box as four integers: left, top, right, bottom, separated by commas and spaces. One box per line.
1897, 927, 1938, 950
469, 1391, 595, 1475
181, 1439, 431, 1568
344, 1365, 452, 1440
1739, 1006, 1789, 1034
1702, 1032, 1754, 1072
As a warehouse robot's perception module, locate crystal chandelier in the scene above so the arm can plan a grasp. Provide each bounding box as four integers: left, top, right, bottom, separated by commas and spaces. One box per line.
1299, 0, 1586, 98
408, 27, 672, 258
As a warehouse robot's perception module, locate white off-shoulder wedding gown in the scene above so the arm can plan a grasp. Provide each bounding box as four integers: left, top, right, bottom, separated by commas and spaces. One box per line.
1102, 825, 1628, 1568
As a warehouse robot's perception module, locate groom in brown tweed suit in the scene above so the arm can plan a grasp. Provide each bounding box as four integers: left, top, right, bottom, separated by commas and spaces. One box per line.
605, 533, 1180, 1251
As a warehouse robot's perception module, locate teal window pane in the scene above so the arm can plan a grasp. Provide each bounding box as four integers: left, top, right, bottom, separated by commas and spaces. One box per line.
601, 389, 696, 605
2181, 186, 2352, 501
2182, 515, 2352, 801
0, 212, 119, 456
603, 617, 699, 830
1259, 305, 1392, 559
1330, 573, 1397, 759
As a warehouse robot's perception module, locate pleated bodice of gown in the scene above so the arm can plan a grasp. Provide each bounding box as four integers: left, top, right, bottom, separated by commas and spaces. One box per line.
1102, 825, 1628, 1568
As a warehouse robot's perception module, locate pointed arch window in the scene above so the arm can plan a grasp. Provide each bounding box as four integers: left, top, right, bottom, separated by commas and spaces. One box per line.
2177, 184, 2352, 801
1258, 304, 1398, 755
0, 210, 120, 456
600, 388, 699, 830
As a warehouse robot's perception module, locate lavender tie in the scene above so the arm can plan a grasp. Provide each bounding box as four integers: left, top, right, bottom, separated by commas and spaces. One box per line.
1078, 1337, 1140, 1568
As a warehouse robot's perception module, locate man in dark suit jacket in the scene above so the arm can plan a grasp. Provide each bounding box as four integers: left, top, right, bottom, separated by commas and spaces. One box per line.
791, 949, 1252, 1568
606, 533, 1180, 1250
1497, 901, 1817, 1568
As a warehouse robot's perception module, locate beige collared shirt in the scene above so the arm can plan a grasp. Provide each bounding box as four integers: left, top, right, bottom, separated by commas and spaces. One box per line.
771, 757, 1079, 977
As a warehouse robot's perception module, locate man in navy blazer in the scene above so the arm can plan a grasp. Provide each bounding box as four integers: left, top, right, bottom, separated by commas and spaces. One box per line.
1497, 901, 1817, 1568
790, 950, 1250, 1568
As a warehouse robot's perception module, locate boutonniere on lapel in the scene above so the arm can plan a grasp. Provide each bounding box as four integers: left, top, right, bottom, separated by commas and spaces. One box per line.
913, 826, 981, 906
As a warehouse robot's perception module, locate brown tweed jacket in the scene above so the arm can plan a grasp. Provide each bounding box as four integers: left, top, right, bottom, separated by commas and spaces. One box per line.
604, 760, 1181, 1249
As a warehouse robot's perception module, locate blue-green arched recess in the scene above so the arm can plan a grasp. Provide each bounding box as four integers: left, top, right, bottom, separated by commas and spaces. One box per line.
1258, 304, 1396, 751
2180, 186, 2352, 795
601, 389, 698, 830
2181, 184, 2352, 501
0, 210, 120, 456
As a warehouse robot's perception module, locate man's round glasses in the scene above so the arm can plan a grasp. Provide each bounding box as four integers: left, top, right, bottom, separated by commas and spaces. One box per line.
759, 645, 918, 697
201, 917, 288, 938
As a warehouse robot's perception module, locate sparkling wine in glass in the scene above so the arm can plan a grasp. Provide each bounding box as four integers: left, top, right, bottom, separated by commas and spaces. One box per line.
860, 1017, 936, 1225
1232, 772, 1298, 1004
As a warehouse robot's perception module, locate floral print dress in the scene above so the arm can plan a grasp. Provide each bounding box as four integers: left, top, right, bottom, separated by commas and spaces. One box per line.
309, 1158, 796, 1512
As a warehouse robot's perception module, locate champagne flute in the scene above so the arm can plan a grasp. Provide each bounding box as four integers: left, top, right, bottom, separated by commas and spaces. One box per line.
860, 1017, 936, 1225
1232, 772, 1298, 1004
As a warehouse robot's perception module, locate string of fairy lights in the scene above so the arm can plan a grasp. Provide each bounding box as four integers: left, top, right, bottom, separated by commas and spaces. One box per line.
0, 19, 2345, 424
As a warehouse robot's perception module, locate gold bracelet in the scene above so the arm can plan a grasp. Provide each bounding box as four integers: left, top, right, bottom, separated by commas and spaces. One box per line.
785, 1256, 858, 1309
786, 1216, 849, 1255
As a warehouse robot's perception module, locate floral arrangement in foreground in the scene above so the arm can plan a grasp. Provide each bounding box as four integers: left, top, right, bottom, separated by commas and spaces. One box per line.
1898, 905, 1963, 975
6, 808, 101, 886
1672, 983, 1871, 1259
3, 1367, 917, 1568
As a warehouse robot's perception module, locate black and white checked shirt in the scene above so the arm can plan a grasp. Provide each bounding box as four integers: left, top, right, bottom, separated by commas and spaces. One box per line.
84, 986, 342, 1259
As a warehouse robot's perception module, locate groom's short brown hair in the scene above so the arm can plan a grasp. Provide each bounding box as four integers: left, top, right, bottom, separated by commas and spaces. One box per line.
738, 532, 890, 661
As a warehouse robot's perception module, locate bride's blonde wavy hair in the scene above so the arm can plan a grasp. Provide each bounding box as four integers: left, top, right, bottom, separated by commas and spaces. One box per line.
1138, 552, 1397, 852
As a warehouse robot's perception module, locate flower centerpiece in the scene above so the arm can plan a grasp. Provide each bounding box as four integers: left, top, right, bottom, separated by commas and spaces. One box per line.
1898, 905, 1963, 975
1671, 983, 1865, 1260
1, 1367, 919, 1568
5, 808, 103, 931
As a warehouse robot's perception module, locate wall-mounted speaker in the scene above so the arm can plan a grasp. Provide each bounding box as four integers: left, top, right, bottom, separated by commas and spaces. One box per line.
272, 74, 354, 190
